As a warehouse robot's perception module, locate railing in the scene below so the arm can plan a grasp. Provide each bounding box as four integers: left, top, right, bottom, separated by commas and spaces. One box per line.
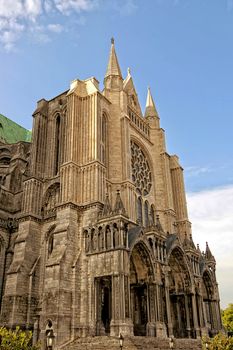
128, 107, 150, 138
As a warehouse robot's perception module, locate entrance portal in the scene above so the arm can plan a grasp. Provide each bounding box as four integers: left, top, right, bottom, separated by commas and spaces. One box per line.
168, 247, 194, 338
96, 276, 112, 335
131, 283, 148, 336
130, 242, 153, 336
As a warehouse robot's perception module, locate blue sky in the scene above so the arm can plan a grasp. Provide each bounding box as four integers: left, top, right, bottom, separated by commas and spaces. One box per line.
0, 0, 233, 307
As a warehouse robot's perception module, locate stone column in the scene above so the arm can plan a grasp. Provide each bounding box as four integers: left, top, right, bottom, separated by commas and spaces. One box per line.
191, 293, 200, 337
146, 283, 156, 336
110, 273, 133, 336
164, 273, 173, 337
184, 295, 191, 338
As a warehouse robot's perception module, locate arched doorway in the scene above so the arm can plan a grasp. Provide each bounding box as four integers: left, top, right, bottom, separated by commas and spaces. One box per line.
130, 242, 154, 336
202, 271, 215, 335
96, 276, 112, 335
168, 247, 194, 338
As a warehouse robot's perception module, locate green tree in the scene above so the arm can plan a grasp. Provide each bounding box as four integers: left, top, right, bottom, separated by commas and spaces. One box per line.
222, 304, 233, 333
202, 333, 233, 350
0, 326, 40, 350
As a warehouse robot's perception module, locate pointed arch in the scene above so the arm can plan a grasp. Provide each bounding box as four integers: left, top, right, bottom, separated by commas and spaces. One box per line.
137, 196, 142, 224
46, 225, 56, 257
54, 114, 61, 175
202, 269, 216, 330
129, 240, 155, 336
167, 245, 195, 338
150, 204, 155, 226
144, 200, 149, 227
100, 112, 108, 166
42, 182, 60, 215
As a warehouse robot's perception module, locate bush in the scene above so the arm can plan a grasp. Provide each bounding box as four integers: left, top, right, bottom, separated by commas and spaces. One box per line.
0, 326, 40, 350
222, 304, 233, 333
202, 333, 233, 350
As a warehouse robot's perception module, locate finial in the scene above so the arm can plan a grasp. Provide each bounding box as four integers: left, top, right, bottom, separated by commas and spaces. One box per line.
111, 37, 114, 44
127, 67, 131, 75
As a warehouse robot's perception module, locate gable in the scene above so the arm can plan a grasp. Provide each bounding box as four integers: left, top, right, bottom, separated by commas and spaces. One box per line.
123, 76, 142, 117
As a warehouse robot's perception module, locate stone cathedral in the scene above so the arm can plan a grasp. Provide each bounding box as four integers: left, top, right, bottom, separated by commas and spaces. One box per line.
0, 40, 222, 349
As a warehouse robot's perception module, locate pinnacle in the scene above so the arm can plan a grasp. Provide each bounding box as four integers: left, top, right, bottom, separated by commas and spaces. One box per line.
105, 38, 122, 79
205, 242, 215, 261
145, 87, 159, 118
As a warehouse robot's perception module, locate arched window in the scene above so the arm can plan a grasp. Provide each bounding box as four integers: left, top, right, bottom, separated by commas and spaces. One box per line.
54, 115, 60, 175
48, 233, 54, 256
100, 114, 107, 165
137, 196, 142, 224
144, 201, 149, 227
150, 205, 155, 226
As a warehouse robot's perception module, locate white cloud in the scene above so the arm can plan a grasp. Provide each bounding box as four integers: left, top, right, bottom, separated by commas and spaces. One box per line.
47, 23, 63, 32
187, 185, 233, 308
0, 0, 24, 19
185, 165, 212, 177
0, 0, 96, 51
24, 0, 42, 20
53, 0, 96, 15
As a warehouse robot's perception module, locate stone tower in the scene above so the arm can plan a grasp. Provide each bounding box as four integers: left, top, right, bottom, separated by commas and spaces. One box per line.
0, 40, 222, 349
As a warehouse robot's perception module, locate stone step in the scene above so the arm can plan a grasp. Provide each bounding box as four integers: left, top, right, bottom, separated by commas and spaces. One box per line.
58, 336, 202, 350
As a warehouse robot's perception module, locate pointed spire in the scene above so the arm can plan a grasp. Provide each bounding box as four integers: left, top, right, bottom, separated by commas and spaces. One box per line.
197, 244, 201, 255
205, 242, 215, 261
145, 87, 159, 118
189, 234, 196, 249
114, 190, 126, 215
102, 193, 112, 217
105, 38, 122, 79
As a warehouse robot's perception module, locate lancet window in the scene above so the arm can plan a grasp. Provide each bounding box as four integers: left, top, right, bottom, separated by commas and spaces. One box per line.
137, 196, 142, 224
54, 114, 60, 175
100, 113, 107, 165
144, 201, 149, 227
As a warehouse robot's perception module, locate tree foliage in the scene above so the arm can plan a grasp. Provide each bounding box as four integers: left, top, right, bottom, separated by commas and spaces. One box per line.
222, 304, 233, 332
202, 333, 233, 350
0, 326, 40, 350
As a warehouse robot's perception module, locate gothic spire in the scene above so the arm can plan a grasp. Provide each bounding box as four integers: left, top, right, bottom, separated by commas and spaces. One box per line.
114, 190, 126, 215
102, 193, 112, 217
205, 242, 215, 261
105, 38, 122, 79
197, 244, 202, 255
145, 87, 159, 118
189, 234, 196, 249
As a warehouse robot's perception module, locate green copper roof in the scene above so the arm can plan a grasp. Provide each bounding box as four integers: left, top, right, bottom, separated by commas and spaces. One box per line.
0, 114, 31, 144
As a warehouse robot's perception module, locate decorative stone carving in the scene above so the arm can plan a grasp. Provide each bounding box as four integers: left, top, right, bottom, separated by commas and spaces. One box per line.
131, 141, 152, 195
42, 183, 60, 216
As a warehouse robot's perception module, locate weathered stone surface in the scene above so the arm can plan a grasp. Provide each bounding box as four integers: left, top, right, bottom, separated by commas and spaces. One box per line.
0, 40, 222, 350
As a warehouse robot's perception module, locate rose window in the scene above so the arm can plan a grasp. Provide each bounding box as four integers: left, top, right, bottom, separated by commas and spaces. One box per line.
131, 141, 152, 195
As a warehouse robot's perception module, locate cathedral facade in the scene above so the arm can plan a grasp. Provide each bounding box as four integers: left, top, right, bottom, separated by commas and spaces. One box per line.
0, 40, 222, 349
